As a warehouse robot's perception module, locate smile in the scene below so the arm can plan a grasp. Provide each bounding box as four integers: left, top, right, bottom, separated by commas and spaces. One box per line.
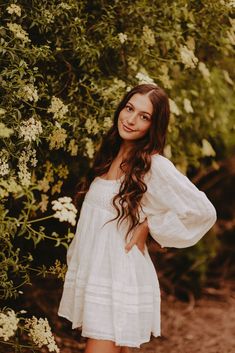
122, 122, 136, 132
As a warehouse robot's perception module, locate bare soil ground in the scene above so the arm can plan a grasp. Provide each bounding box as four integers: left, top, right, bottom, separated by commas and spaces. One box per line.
7, 278, 234, 353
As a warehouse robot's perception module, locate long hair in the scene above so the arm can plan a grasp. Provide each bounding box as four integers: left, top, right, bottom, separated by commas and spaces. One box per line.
74, 83, 170, 241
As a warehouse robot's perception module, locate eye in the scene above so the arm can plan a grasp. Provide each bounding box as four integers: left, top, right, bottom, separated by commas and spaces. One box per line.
125, 105, 133, 112
141, 115, 150, 121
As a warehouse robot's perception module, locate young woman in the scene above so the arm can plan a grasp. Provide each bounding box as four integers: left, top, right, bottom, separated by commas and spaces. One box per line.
58, 84, 217, 353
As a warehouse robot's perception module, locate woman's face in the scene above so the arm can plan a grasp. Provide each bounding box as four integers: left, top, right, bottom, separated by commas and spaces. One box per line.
118, 93, 153, 142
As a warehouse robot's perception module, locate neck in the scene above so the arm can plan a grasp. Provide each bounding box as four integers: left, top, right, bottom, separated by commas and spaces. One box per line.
118, 141, 135, 158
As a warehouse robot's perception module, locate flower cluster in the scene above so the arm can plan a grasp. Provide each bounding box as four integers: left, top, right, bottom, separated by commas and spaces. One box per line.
118, 32, 127, 44
19, 117, 43, 142
17, 83, 39, 102
103, 117, 113, 130
0, 177, 22, 199
169, 98, 180, 116
128, 56, 138, 71
58, 2, 73, 10
84, 137, 95, 159
85, 118, 100, 135
49, 126, 67, 150
201, 139, 216, 157
158, 63, 173, 89
142, 25, 155, 47
18, 147, 37, 187
6, 4, 22, 17
52, 196, 77, 226
25, 316, 59, 353
136, 71, 155, 84
101, 78, 126, 102
38, 194, 49, 213
0, 150, 10, 176
67, 139, 78, 156
47, 96, 68, 120
0, 309, 19, 342
183, 98, 194, 113
198, 62, 210, 82
163, 144, 172, 159
42, 9, 55, 24
179, 45, 198, 69
49, 259, 67, 280
0, 122, 13, 138
7, 23, 30, 44
220, 0, 235, 8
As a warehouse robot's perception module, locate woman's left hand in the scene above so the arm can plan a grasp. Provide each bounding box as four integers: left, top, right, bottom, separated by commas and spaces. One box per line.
125, 218, 149, 254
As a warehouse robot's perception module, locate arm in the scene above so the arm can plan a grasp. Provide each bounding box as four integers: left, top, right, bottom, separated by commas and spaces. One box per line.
125, 218, 149, 254
142, 154, 217, 248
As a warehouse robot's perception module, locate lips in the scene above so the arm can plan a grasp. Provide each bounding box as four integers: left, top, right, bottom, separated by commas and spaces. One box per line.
122, 122, 136, 132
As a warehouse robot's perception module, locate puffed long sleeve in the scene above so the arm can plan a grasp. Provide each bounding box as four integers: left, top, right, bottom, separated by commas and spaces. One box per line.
141, 154, 217, 248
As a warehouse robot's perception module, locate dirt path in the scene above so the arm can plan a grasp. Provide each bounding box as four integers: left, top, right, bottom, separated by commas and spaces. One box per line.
133, 293, 235, 353
5, 278, 234, 353
55, 284, 235, 353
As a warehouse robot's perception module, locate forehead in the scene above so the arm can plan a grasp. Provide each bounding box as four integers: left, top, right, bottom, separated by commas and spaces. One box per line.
128, 93, 153, 114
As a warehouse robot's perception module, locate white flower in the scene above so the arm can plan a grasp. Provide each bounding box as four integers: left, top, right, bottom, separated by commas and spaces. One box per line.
186, 36, 195, 51
179, 45, 198, 69
49, 127, 67, 150
0, 123, 13, 138
6, 4, 22, 17
7, 23, 30, 44
136, 71, 155, 84
19, 117, 42, 142
85, 118, 100, 135
223, 70, 233, 85
198, 62, 210, 82
159, 63, 173, 89
169, 98, 180, 115
128, 57, 138, 71
42, 9, 55, 24
52, 197, 77, 226
18, 147, 37, 187
84, 137, 95, 159
163, 144, 172, 159
201, 139, 216, 157
0, 150, 10, 176
220, 0, 235, 8
0, 309, 19, 342
0, 108, 6, 116
25, 316, 59, 353
142, 25, 155, 47
47, 96, 68, 120
183, 98, 194, 113
103, 117, 113, 130
101, 78, 126, 102
17, 83, 38, 102
227, 28, 235, 45
67, 139, 78, 156
118, 32, 128, 44
58, 3, 73, 10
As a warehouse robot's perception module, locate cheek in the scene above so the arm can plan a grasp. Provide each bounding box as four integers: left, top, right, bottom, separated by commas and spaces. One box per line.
139, 121, 151, 135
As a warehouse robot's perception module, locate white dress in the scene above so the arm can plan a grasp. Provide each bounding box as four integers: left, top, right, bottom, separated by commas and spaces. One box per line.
58, 154, 217, 348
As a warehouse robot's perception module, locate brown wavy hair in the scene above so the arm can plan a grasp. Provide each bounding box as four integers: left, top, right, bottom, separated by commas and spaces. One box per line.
74, 83, 170, 241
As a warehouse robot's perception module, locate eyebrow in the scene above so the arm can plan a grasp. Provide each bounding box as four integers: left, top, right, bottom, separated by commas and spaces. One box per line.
127, 101, 152, 116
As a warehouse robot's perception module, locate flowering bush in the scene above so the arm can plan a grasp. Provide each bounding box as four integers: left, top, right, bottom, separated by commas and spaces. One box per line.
0, 308, 59, 352
0, 0, 234, 350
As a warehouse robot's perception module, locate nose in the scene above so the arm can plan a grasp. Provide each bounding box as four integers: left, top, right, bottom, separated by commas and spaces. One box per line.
126, 112, 137, 125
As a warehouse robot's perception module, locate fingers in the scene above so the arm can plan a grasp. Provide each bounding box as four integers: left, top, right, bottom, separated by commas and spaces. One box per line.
125, 240, 146, 254
125, 239, 135, 253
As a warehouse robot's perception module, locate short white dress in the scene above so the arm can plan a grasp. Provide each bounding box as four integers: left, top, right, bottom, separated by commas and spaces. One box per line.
58, 154, 217, 347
